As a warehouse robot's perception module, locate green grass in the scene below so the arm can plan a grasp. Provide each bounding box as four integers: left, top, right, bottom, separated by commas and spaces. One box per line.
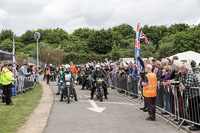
0, 84, 43, 133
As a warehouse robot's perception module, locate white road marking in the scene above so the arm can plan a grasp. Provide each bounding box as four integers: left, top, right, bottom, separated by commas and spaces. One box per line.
79, 100, 136, 106
87, 99, 106, 113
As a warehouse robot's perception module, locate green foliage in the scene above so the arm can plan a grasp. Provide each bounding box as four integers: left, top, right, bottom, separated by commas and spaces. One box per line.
0, 30, 14, 42
110, 44, 126, 61
0, 39, 13, 52
20, 30, 35, 44
87, 29, 114, 54
0, 23, 200, 64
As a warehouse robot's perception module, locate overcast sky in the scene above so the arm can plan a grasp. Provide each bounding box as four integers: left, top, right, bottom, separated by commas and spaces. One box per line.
0, 0, 200, 36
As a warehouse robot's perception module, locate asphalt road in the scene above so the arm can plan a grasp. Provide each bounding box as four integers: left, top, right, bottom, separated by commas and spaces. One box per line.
43, 81, 181, 133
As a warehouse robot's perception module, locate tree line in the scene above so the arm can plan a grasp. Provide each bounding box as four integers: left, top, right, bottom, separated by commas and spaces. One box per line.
0, 23, 199, 65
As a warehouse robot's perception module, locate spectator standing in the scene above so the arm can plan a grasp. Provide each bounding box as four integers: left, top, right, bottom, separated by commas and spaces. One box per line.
1, 63, 16, 105
142, 64, 158, 121
180, 63, 200, 131
129, 64, 138, 98
46, 65, 51, 84
0, 61, 8, 103
19, 64, 29, 93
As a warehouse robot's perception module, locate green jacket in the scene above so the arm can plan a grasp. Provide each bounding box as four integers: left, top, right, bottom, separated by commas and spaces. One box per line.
60, 70, 76, 82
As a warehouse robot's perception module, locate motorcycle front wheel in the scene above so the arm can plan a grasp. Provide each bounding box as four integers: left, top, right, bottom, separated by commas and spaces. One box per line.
67, 87, 70, 104
100, 88, 104, 102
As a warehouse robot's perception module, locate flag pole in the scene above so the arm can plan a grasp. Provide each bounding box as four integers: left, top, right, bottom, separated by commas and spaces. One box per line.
12, 34, 17, 96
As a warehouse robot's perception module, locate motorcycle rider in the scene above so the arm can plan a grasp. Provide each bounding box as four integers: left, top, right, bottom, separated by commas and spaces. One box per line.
91, 64, 108, 100
81, 65, 92, 90
60, 64, 78, 102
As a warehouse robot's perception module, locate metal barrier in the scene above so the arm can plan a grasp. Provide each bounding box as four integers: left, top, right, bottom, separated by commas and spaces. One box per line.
0, 74, 38, 98
17, 75, 38, 93
108, 72, 200, 129
108, 72, 141, 102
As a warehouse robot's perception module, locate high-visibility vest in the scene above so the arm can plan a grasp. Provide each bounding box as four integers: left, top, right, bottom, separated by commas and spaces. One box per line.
1, 67, 14, 85
46, 67, 50, 75
0, 67, 7, 84
143, 72, 157, 97
0, 75, 1, 84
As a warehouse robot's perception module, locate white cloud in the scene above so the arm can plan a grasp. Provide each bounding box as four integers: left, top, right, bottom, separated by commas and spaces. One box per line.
0, 0, 200, 36
0, 9, 7, 21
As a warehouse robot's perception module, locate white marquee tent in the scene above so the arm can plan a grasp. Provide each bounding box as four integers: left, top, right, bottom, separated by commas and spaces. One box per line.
169, 51, 200, 65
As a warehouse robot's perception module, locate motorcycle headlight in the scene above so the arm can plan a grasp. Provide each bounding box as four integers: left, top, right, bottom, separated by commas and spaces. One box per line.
97, 80, 103, 83
66, 82, 70, 85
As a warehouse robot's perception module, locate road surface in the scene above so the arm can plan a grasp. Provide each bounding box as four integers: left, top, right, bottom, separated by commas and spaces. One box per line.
44, 82, 181, 133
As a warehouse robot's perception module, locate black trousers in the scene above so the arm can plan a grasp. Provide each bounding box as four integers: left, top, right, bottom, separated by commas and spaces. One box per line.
82, 77, 87, 89
91, 83, 107, 98
1, 85, 6, 102
46, 75, 50, 84
82, 78, 91, 89
145, 97, 156, 119
4, 84, 12, 105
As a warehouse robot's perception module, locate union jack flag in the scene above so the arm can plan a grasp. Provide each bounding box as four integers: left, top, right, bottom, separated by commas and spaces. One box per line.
140, 31, 149, 44
135, 23, 141, 72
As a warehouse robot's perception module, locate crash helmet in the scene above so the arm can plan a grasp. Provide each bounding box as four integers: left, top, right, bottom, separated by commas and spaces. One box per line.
95, 64, 101, 69
65, 64, 70, 69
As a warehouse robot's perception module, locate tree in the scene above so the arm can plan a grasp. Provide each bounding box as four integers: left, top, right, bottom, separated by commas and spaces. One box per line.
0, 23, 199, 65
20, 30, 35, 44
112, 24, 135, 39
16, 52, 28, 66
0, 30, 14, 42
110, 44, 125, 61
0, 39, 13, 52
141, 25, 168, 49
140, 43, 156, 58
155, 43, 175, 59
88, 29, 114, 54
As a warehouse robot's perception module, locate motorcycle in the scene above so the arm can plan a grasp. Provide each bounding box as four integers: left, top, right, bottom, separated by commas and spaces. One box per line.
94, 78, 105, 102
77, 74, 83, 85
85, 74, 92, 90
61, 74, 77, 104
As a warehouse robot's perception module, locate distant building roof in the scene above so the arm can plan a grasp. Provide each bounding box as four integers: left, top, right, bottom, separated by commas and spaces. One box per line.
0, 50, 12, 61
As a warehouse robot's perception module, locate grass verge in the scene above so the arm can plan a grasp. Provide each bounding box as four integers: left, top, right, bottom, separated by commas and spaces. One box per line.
0, 84, 43, 133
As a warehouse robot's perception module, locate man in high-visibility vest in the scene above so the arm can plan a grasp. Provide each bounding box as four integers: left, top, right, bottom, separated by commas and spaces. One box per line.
0, 61, 8, 103
1, 63, 16, 105
142, 64, 157, 121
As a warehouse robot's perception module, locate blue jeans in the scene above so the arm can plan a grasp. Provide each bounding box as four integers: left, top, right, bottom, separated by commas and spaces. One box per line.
130, 79, 138, 95
164, 86, 170, 112
57, 83, 62, 93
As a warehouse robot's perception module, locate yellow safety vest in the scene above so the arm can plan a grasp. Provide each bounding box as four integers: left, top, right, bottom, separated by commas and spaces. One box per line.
143, 73, 157, 97
0, 68, 2, 84
1, 67, 14, 85
0, 67, 7, 84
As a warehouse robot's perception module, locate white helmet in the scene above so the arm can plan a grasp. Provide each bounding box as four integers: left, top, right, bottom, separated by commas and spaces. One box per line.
95, 64, 101, 69
86, 65, 89, 68
65, 64, 70, 69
